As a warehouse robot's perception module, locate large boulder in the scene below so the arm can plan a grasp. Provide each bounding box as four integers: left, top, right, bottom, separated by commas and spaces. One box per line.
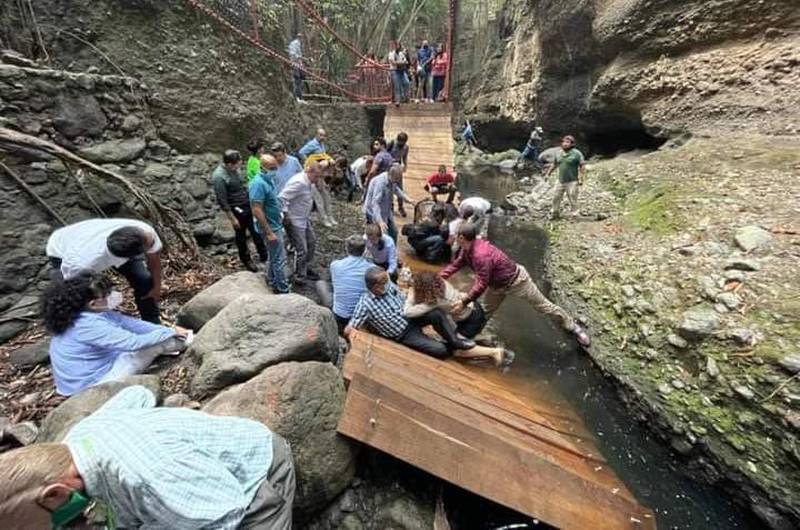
78, 138, 147, 163
204, 361, 357, 517
189, 293, 338, 395
37, 375, 161, 443
176, 272, 272, 329
53, 93, 108, 138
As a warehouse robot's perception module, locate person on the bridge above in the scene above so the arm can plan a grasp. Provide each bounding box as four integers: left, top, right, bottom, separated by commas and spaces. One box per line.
250, 154, 290, 294
425, 164, 458, 202
330, 235, 373, 334
441, 223, 591, 347
270, 141, 303, 194
431, 43, 449, 102
401, 202, 451, 263
545, 134, 586, 220
416, 39, 435, 102
364, 223, 398, 282
297, 128, 327, 164
213, 149, 269, 273
346, 267, 501, 363
517, 126, 544, 169
363, 164, 414, 242
46, 218, 164, 324
246, 138, 265, 184
387, 132, 410, 216
280, 161, 322, 284
43, 272, 189, 396
288, 31, 306, 104
364, 137, 394, 190
0, 385, 295, 529
403, 272, 513, 367
388, 41, 409, 105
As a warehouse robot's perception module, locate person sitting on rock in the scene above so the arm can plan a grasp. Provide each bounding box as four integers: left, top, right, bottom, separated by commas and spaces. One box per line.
364, 223, 398, 282
441, 223, 591, 347
0, 385, 295, 529
346, 267, 480, 360
329, 235, 373, 333
424, 164, 458, 203
43, 272, 190, 396
46, 218, 165, 323
401, 202, 450, 263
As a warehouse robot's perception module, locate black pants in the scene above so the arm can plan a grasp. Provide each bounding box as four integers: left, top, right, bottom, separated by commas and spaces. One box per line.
232, 205, 268, 264
49, 257, 161, 324
456, 303, 487, 339
334, 313, 350, 335
398, 308, 461, 360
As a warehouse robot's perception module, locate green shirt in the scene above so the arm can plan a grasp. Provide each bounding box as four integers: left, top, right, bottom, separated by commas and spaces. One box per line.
555, 148, 585, 183
246, 156, 261, 184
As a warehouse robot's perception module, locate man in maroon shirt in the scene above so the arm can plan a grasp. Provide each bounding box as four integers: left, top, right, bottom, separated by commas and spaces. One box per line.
440, 223, 590, 346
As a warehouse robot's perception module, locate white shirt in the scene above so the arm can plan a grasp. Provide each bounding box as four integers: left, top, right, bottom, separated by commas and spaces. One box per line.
278, 172, 314, 229
350, 156, 370, 187
46, 219, 161, 279
388, 50, 407, 69
458, 197, 491, 216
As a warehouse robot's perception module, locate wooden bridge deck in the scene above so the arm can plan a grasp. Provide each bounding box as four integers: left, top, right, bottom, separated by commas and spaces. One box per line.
336, 104, 656, 529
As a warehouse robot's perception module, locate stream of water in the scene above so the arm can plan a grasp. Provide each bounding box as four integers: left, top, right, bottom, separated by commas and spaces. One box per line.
445, 167, 763, 530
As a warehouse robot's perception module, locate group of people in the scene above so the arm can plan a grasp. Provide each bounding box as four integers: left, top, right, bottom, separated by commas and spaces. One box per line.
388, 39, 450, 104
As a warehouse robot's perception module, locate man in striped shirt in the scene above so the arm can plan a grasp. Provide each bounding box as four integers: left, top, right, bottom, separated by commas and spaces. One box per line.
345, 267, 474, 359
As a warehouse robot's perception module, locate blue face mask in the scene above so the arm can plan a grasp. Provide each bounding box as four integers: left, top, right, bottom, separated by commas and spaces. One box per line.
262, 169, 277, 181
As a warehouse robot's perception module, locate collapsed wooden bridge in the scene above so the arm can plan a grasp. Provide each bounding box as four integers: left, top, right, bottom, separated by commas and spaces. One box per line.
336, 104, 656, 529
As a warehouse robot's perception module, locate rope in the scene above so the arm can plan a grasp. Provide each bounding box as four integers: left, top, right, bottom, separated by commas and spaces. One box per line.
444, 0, 457, 101
184, 0, 390, 103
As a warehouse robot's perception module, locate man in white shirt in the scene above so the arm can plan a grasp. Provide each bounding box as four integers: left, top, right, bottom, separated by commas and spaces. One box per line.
350, 155, 372, 191
279, 163, 322, 283
46, 218, 163, 323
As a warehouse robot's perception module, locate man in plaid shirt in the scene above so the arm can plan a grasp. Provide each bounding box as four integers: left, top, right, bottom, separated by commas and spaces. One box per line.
345, 267, 475, 358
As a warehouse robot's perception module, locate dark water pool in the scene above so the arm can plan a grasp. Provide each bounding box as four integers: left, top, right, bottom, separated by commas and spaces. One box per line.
444, 168, 763, 530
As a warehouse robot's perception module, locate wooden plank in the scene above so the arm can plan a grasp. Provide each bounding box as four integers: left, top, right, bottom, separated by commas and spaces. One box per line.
339, 373, 656, 530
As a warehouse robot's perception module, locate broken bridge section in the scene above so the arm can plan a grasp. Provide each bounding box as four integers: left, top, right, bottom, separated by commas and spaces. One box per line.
336, 103, 657, 530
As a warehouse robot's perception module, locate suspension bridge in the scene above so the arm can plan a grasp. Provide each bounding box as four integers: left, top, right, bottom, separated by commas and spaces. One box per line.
184, 1, 656, 527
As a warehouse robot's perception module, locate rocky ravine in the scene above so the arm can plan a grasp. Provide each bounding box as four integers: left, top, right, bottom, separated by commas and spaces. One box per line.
499, 134, 800, 529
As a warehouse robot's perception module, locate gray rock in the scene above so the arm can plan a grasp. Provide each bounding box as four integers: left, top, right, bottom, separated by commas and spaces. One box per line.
8, 338, 50, 369
678, 307, 720, 341
716, 292, 741, 310
204, 361, 357, 517
177, 272, 272, 329
120, 114, 142, 132
142, 163, 173, 179
38, 376, 161, 443
714, 304, 729, 314
733, 385, 755, 401
212, 211, 236, 243
147, 139, 172, 161
707, 357, 721, 378
734, 225, 772, 252
658, 383, 673, 396
190, 293, 338, 394
192, 221, 216, 245
0, 320, 29, 343
163, 393, 200, 409
4, 421, 38, 446
667, 334, 688, 349
621, 285, 635, 298
728, 328, 756, 346
671, 379, 686, 389
79, 138, 146, 163
724, 269, 746, 282
375, 495, 435, 530
778, 354, 800, 375
53, 93, 108, 138
724, 258, 761, 271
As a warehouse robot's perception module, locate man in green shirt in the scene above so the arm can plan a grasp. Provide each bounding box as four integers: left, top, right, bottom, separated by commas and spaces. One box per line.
246, 138, 265, 184
545, 135, 585, 219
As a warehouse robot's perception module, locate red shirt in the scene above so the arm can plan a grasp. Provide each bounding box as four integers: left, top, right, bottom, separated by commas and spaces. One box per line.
427, 171, 455, 187
432, 52, 449, 77
440, 239, 519, 302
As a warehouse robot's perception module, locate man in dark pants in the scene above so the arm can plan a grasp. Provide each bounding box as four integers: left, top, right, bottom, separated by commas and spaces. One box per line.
212, 150, 268, 272
46, 218, 164, 323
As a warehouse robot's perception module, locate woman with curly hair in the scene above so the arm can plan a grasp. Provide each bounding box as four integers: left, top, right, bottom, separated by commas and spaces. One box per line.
404, 271, 514, 367
43, 271, 190, 396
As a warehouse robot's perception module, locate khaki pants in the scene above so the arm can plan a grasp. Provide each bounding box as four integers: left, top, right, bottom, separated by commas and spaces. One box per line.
551, 181, 579, 216
241, 434, 296, 530
482, 266, 575, 330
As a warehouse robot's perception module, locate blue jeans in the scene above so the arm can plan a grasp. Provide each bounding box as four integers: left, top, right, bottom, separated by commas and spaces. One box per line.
392, 70, 408, 102
521, 144, 540, 161
266, 229, 290, 293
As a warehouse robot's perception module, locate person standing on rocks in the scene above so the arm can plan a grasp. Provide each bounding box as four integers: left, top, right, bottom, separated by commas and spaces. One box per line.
545, 135, 586, 219
250, 155, 290, 294
330, 235, 373, 333
387, 132, 410, 216
297, 128, 327, 164
364, 137, 395, 190
270, 142, 303, 194
212, 150, 269, 273
0, 385, 296, 529
441, 223, 591, 347
246, 138, 265, 184
363, 164, 414, 242
46, 218, 165, 323
517, 126, 544, 169
280, 162, 322, 284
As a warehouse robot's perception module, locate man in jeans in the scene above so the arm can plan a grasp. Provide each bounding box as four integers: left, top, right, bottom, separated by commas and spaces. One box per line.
388, 42, 408, 104
545, 135, 586, 219
363, 164, 414, 242
212, 150, 268, 272
441, 223, 591, 347
279, 162, 322, 284
250, 155, 290, 294
46, 218, 164, 323
416, 40, 434, 102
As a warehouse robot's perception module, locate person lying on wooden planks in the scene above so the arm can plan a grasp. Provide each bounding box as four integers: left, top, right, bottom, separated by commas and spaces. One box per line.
401, 202, 451, 264
345, 267, 514, 366
0, 385, 295, 530
42, 271, 191, 397
441, 223, 591, 347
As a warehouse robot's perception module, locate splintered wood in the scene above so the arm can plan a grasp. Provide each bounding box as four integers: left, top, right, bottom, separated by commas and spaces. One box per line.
337, 104, 656, 529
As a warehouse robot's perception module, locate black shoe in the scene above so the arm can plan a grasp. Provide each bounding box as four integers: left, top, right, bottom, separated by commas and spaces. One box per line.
452, 338, 476, 350
293, 276, 307, 286
243, 261, 258, 273
306, 270, 321, 281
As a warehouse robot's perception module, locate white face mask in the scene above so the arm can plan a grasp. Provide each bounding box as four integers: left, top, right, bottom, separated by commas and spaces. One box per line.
106, 291, 123, 311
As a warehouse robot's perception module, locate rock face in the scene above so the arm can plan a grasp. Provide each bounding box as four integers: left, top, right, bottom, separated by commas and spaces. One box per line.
176, 272, 272, 329
204, 361, 357, 517
38, 375, 161, 443
190, 293, 338, 394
